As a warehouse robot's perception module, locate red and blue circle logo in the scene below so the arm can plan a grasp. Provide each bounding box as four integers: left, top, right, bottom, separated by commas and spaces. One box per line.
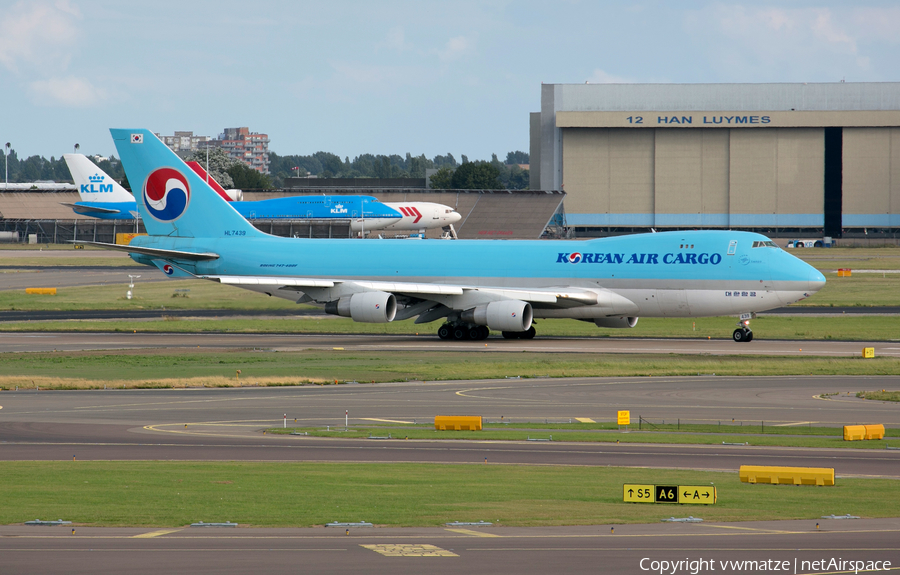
143, 168, 190, 222
162, 264, 174, 275
567, 252, 582, 264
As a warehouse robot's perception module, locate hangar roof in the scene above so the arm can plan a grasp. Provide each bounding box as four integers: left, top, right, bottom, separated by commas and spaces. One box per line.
544, 82, 900, 112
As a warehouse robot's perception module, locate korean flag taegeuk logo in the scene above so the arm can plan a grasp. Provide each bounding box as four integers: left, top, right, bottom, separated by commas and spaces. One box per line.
131, 134, 144, 144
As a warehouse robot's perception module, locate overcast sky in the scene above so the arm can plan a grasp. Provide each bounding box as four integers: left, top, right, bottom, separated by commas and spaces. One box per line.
2, 1, 899, 162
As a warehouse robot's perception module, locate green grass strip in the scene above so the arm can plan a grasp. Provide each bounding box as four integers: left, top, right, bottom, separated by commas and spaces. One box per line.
3, 462, 897, 527
1, 349, 899, 388
270, 426, 900, 450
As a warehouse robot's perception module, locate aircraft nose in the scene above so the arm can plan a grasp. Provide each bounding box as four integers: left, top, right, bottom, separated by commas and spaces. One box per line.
449, 211, 461, 223
808, 266, 826, 293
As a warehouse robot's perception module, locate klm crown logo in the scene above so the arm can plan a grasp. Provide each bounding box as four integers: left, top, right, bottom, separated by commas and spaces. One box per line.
81, 173, 113, 194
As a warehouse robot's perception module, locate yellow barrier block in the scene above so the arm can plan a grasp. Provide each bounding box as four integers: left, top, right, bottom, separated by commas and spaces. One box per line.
739, 465, 834, 486
434, 415, 482, 431
865, 424, 885, 440
863, 347, 875, 358
844, 425, 866, 441
837, 268, 851, 277
25, 288, 57, 295
116, 232, 147, 245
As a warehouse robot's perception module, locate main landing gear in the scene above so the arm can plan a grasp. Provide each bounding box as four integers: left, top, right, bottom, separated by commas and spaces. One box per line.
436, 323, 537, 340
438, 322, 490, 341
732, 314, 754, 343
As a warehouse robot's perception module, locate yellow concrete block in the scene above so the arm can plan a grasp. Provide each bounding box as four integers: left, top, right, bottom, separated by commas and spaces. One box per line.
844, 425, 866, 441
863, 347, 875, 358
434, 415, 482, 431
739, 465, 834, 486
837, 268, 851, 277
25, 287, 56, 295
864, 424, 885, 440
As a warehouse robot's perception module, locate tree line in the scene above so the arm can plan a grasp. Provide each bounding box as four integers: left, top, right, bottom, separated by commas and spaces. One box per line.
0, 149, 529, 190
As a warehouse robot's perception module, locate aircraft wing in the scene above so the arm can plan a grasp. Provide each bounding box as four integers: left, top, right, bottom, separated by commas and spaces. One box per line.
208, 275, 606, 307
60, 202, 123, 215
71, 240, 220, 261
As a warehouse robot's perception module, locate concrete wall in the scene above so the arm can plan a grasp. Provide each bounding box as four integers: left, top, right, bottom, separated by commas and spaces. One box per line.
843, 128, 900, 227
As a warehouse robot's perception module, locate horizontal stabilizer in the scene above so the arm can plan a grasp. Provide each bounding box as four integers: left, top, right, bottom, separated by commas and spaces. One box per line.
60, 203, 123, 215
70, 240, 219, 261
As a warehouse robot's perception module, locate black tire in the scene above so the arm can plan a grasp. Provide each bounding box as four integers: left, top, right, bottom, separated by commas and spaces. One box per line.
814, 241, 824, 248
468, 326, 482, 340
479, 326, 490, 340
438, 325, 451, 340
745, 330, 753, 342
501, 331, 518, 339
453, 327, 467, 340
733, 328, 745, 342
522, 326, 536, 339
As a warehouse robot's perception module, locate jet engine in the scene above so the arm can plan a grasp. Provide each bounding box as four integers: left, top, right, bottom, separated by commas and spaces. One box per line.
460, 300, 532, 332
593, 316, 639, 329
325, 291, 397, 323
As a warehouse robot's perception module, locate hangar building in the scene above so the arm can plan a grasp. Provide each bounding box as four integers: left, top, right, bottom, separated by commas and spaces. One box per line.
531, 82, 900, 240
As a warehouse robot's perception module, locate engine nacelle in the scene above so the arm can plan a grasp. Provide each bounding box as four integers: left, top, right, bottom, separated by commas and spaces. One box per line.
593, 316, 639, 329
324, 291, 397, 323
460, 300, 532, 332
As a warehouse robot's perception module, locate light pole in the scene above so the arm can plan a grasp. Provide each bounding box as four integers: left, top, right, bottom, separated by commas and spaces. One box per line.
74, 143, 79, 154
4, 142, 9, 187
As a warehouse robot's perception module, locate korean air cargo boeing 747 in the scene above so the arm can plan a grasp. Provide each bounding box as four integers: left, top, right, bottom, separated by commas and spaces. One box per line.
90, 129, 824, 342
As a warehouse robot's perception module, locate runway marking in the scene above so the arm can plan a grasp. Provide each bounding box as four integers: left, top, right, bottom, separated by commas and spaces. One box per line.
575, 417, 595, 423
444, 528, 501, 537
703, 524, 800, 534
133, 529, 184, 538
361, 418, 415, 424
772, 421, 816, 427
361, 544, 458, 557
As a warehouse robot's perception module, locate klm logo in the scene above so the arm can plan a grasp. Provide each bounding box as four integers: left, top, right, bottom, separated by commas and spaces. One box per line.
82, 173, 113, 194
330, 203, 348, 214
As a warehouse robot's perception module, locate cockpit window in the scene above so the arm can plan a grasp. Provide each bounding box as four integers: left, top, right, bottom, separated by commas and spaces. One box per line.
752, 241, 779, 248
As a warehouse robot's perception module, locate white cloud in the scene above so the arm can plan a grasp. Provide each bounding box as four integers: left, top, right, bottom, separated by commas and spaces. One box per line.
384, 26, 409, 52
437, 36, 475, 62
29, 76, 107, 107
0, 1, 81, 73
810, 9, 856, 53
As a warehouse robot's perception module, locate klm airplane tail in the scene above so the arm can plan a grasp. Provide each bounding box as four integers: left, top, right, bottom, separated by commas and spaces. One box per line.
110, 129, 263, 239
63, 153, 134, 203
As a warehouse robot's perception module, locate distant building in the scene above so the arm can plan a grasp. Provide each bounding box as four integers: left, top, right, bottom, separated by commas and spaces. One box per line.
203, 127, 270, 174
155, 131, 210, 153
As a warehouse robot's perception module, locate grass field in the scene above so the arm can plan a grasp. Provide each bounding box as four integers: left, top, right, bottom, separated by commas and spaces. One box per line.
3, 462, 897, 527
267, 424, 900, 450
1, 349, 899, 390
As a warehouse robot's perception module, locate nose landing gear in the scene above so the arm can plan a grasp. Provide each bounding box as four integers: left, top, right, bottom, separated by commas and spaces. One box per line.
733, 313, 754, 342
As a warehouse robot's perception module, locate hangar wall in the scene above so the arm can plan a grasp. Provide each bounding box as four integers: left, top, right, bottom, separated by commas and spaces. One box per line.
534, 83, 900, 238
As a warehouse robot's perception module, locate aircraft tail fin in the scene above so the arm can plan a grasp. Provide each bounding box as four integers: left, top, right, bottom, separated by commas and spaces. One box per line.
63, 153, 134, 203
186, 161, 235, 201
110, 129, 264, 239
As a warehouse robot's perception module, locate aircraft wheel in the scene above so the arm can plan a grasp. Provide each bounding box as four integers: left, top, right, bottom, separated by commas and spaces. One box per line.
453, 326, 468, 340
479, 326, 490, 340
522, 326, 536, 340
733, 328, 752, 342
468, 326, 482, 340
501, 331, 518, 339
438, 325, 451, 340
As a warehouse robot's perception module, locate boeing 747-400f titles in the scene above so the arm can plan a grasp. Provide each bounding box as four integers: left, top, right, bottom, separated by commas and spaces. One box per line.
92, 129, 824, 342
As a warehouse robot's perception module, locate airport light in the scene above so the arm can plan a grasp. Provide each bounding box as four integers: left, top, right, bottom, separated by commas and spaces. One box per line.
127, 274, 141, 300
74, 143, 79, 154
